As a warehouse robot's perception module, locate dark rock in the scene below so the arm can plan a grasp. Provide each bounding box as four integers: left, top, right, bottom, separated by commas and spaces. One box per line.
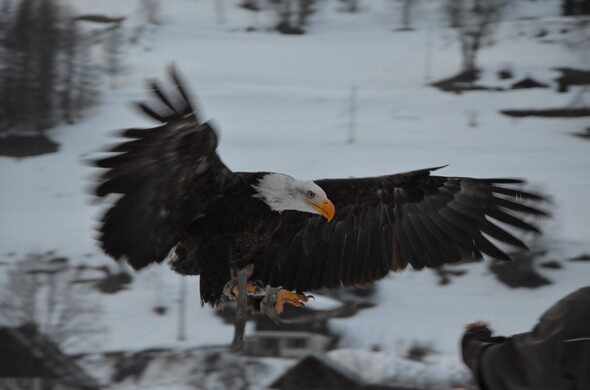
0, 134, 59, 158
152, 305, 168, 315
498, 68, 513, 80
489, 251, 551, 289
432, 70, 503, 93
74, 15, 126, 24
435, 268, 467, 286
276, 22, 305, 35
540, 260, 562, 269
511, 77, 549, 89
569, 254, 590, 262
94, 272, 132, 294
573, 127, 590, 140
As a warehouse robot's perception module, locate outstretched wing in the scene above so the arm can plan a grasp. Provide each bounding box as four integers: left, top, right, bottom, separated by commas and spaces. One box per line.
255, 166, 548, 291
93, 66, 236, 269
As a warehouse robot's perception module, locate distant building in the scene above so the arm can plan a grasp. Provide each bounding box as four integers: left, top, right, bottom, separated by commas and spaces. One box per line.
244, 330, 331, 359
268, 353, 366, 390
242, 303, 342, 358
268, 354, 426, 390
0, 324, 100, 390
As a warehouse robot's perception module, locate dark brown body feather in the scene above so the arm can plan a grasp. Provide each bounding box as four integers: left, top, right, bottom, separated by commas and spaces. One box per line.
93, 66, 548, 306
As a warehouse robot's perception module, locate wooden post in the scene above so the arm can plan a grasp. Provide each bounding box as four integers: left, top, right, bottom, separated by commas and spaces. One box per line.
348, 86, 357, 144
425, 26, 433, 82
177, 276, 186, 341
231, 266, 251, 351
215, 0, 225, 25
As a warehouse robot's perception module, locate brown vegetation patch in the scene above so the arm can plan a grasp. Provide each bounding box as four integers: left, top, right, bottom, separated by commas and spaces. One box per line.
500, 108, 590, 118
554, 67, 590, 86
431, 70, 503, 93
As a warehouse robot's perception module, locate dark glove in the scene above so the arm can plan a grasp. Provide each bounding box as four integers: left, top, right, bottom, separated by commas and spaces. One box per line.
461, 322, 505, 371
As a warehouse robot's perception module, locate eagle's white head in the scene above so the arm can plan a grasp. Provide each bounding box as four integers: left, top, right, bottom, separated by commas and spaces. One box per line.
252, 173, 335, 221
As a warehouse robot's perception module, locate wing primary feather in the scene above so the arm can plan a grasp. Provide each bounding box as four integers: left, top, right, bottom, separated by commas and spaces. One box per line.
438, 207, 479, 233
487, 208, 541, 233
480, 219, 528, 249
409, 214, 456, 265
381, 225, 395, 273
309, 235, 330, 290
446, 201, 483, 221
341, 231, 358, 286
147, 79, 178, 115
416, 213, 460, 260
136, 102, 169, 122
454, 192, 487, 210
280, 234, 304, 289
168, 64, 198, 119
323, 231, 345, 288
430, 213, 476, 254
473, 234, 511, 261
354, 229, 370, 285
491, 185, 546, 201
401, 216, 434, 267
365, 223, 381, 283
395, 221, 422, 269
390, 227, 407, 271
470, 178, 525, 184
110, 138, 149, 153
492, 196, 549, 217
121, 128, 148, 138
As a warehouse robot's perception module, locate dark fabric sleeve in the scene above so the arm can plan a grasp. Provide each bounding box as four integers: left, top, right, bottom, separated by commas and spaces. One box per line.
476, 287, 590, 390
562, 287, 590, 390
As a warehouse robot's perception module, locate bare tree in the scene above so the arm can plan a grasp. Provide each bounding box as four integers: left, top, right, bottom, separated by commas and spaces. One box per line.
341, 0, 360, 13
0, 0, 15, 134
0, 0, 101, 135
60, 13, 101, 124
2, 0, 62, 133
73, 39, 101, 117
102, 24, 128, 89
140, 0, 162, 25
8, 0, 36, 133
445, 0, 510, 75
399, 0, 416, 30
273, 0, 318, 34
216, 0, 226, 24
0, 254, 105, 351
563, 18, 590, 52
33, 0, 61, 131
445, 0, 463, 28
60, 9, 79, 125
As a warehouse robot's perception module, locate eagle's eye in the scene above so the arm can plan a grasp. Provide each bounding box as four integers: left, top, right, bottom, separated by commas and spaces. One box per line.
306, 191, 315, 199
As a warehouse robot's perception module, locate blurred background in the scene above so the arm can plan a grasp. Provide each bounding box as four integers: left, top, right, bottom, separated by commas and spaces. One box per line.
0, 0, 589, 389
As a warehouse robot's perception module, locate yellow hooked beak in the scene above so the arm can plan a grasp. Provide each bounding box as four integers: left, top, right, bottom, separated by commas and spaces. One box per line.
306, 199, 336, 222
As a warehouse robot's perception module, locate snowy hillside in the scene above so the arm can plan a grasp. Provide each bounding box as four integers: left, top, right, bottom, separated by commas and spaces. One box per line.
1, 0, 589, 388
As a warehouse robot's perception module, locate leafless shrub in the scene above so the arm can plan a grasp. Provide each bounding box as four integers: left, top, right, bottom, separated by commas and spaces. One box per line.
0, 253, 105, 351
444, 0, 511, 74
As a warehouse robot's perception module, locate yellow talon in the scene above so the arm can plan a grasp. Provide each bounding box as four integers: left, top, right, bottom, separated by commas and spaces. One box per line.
275, 289, 309, 314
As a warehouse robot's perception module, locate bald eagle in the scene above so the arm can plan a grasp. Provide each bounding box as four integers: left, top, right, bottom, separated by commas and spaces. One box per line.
94, 67, 547, 322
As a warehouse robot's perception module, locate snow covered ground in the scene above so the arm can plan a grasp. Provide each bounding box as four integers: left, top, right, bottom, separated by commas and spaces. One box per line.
1, 0, 589, 388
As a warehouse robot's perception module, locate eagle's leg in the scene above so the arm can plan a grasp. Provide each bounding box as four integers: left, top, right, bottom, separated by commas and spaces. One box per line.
222, 267, 261, 300
230, 281, 261, 297
229, 265, 253, 352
